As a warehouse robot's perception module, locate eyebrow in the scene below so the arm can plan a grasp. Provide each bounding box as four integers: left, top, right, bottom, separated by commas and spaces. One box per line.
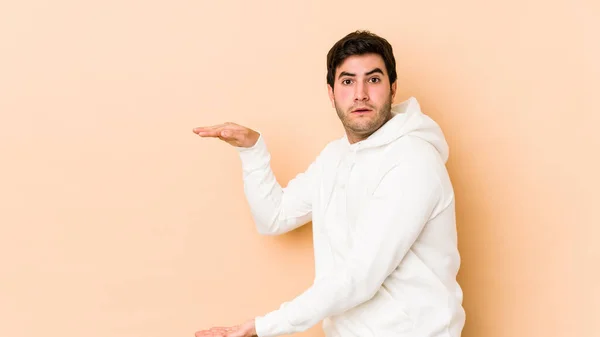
338, 67, 385, 79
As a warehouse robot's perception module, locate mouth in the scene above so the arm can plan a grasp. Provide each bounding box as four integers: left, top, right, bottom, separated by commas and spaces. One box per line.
351, 107, 373, 114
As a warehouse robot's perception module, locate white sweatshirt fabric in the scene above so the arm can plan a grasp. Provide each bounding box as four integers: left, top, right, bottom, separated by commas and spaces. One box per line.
235, 97, 466, 337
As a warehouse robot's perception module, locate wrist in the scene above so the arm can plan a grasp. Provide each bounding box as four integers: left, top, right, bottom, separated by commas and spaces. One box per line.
246, 130, 260, 148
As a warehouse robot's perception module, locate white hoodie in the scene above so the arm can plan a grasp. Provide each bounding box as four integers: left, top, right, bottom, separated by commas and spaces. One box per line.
235, 97, 466, 337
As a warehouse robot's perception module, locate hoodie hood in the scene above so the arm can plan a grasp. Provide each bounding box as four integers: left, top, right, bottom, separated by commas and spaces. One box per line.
347, 97, 450, 163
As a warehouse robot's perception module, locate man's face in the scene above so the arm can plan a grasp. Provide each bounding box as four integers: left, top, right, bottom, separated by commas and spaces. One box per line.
328, 53, 397, 143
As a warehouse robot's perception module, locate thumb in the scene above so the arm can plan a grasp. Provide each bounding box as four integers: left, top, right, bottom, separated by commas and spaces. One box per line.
219, 129, 247, 147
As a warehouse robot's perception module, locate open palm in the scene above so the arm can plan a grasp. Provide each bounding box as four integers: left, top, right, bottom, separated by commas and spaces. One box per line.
192, 122, 260, 148
195, 319, 257, 337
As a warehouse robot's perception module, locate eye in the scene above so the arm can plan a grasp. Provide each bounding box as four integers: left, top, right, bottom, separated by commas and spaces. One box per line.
342, 79, 353, 85
369, 77, 381, 83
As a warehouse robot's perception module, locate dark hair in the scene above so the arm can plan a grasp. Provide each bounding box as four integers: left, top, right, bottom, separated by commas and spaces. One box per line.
326, 30, 397, 89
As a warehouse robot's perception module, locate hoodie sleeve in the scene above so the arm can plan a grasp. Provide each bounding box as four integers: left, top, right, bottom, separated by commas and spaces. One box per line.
254, 161, 443, 337
235, 133, 320, 235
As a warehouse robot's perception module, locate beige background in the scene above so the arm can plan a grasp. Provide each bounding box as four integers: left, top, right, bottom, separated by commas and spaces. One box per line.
1, 0, 598, 336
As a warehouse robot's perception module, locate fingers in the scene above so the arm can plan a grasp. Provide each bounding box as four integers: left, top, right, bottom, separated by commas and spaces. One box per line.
192, 122, 257, 148
193, 122, 238, 135
194, 330, 226, 337
193, 124, 239, 139
196, 129, 242, 145
193, 123, 227, 131
195, 325, 239, 337
193, 125, 225, 136
195, 129, 223, 137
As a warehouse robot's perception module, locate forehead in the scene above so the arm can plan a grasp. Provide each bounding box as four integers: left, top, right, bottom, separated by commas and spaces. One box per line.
336, 53, 387, 76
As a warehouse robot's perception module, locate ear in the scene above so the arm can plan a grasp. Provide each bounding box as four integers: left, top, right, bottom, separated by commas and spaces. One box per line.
327, 84, 335, 108
391, 81, 397, 100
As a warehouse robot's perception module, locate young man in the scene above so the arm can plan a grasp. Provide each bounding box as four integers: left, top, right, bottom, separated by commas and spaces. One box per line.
193, 31, 466, 337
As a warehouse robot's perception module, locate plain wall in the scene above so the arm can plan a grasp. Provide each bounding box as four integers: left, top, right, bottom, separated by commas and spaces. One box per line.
1, 1, 598, 336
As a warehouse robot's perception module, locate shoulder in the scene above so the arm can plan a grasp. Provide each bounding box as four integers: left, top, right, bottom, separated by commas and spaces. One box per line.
378, 136, 452, 197
384, 136, 446, 171
380, 136, 454, 208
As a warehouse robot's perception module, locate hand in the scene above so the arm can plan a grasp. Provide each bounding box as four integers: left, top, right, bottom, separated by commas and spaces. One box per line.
193, 122, 260, 148
195, 319, 257, 337
194, 325, 238, 337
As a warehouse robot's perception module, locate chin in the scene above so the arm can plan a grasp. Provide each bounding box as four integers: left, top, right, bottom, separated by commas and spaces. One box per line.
349, 123, 377, 133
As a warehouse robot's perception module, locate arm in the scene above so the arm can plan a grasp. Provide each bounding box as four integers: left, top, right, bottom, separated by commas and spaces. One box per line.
193, 123, 321, 236
253, 162, 443, 337
236, 133, 321, 235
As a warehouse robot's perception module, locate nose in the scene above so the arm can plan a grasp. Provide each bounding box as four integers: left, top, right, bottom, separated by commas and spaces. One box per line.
354, 81, 369, 101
